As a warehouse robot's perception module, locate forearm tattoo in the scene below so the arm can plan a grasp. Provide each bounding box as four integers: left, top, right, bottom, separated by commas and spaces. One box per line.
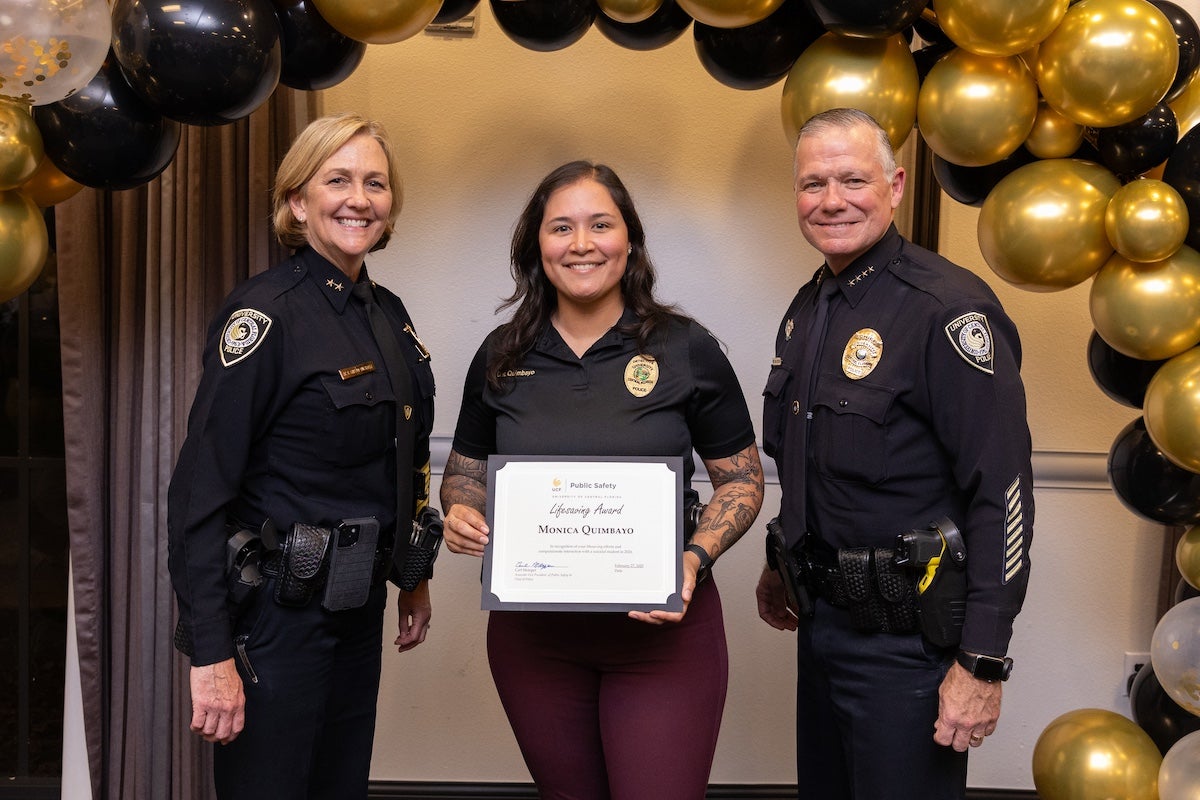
440, 450, 488, 516
698, 447, 764, 558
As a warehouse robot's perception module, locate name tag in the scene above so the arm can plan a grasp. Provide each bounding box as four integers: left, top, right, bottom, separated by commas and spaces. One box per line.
339, 361, 376, 380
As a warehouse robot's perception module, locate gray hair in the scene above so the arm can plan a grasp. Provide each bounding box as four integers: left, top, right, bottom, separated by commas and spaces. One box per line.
794, 107, 897, 182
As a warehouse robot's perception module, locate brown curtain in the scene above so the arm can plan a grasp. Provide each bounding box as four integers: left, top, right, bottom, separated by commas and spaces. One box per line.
56, 88, 318, 800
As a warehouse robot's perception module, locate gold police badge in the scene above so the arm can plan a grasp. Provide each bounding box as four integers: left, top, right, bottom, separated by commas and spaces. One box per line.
842, 328, 883, 379
624, 354, 659, 397
220, 308, 273, 367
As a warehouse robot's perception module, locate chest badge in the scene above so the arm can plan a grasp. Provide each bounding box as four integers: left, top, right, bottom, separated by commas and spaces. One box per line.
842, 328, 883, 380
220, 308, 273, 367
624, 354, 659, 397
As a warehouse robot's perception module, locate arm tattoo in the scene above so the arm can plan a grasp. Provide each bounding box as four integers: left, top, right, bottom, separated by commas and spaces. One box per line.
440, 450, 489, 516
695, 446, 765, 558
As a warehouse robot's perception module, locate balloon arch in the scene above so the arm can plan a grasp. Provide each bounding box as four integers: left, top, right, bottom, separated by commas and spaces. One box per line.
6, 0, 1200, 793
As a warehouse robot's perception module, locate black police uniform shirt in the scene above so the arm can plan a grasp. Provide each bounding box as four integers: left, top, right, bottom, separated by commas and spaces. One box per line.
763, 225, 1033, 658
167, 246, 435, 666
451, 308, 755, 492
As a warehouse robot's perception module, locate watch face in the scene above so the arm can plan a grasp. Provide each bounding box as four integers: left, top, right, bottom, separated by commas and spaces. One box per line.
959, 652, 1012, 681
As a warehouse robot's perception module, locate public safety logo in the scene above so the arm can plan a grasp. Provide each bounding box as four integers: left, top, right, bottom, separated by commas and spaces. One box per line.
220, 308, 273, 367
944, 311, 994, 375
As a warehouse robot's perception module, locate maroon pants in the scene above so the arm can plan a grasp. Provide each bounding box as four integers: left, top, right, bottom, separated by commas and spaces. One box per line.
487, 580, 729, 800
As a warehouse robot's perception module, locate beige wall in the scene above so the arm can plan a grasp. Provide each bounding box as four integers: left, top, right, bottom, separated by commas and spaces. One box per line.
318, 5, 1182, 790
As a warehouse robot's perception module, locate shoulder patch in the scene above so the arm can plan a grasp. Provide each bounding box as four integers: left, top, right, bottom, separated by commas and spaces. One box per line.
220, 308, 273, 367
944, 311, 994, 375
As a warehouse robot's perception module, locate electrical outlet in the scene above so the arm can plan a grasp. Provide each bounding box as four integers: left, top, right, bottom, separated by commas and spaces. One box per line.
1124, 651, 1150, 696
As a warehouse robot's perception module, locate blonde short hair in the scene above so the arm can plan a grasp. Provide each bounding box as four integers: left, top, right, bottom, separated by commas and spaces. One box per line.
272, 112, 404, 251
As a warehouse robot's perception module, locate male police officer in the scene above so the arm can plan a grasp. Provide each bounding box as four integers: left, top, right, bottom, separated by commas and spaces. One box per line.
757, 108, 1033, 798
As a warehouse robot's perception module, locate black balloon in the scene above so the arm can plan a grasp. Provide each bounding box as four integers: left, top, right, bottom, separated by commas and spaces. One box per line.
913, 40, 955, 84
434, 0, 481, 24
273, 0, 365, 91
1149, 0, 1200, 103
932, 146, 1035, 207
1130, 662, 1200, 755
1163, 124, 1200, 251
1087, 330, 1168, 408
693, 0, 824, 90
912, 16, 950, 46
1177, 577, 1200, 604
490, 0, 596, 52
33, 55, 181, 191
1108, 417, 1200, 525
1096, 103, 1178, 180
111, 0, 282, 126
805, 0, 930, 38
595, 0, 692, 51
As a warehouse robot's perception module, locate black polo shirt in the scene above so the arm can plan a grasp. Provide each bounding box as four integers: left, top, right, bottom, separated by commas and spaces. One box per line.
452, 308, 755, 489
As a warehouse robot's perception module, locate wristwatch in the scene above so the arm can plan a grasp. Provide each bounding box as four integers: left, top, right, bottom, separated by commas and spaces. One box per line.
956, 651, 1013, 682
684, 543, 714, 584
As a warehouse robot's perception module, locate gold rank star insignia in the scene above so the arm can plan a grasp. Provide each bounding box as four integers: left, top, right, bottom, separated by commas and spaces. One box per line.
325, 278, 344, 292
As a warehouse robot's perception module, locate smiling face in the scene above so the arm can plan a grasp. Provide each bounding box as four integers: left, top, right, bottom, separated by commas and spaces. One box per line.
539, 177, 630, 316
289, 133, 392, 278
793, 121, 905, 275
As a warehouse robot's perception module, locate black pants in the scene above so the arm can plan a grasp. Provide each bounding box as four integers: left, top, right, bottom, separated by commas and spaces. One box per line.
796, 599, 966, 799
214, 578, 387, 800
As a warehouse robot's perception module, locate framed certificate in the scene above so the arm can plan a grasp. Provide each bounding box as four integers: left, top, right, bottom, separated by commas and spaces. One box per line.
482, 455, 685, 612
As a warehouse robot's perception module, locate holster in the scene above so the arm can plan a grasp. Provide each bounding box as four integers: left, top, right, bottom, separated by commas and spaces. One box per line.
896, 518, 968, 648
275, 523, 332, 607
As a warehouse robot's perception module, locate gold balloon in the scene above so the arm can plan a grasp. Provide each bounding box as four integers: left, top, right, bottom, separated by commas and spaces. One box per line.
309, 0, 441, 44
598, 0, 664, 24
933, 0, 1068, 57
978, 159, 1120, 291
1032, 708, 1161, 800
1037, 0, 1179, 127
676, 0, 784, 28
1024, 99, 1085, 159
1090, 247, 1200, 360
1144, 347, 1200, 472
0, 190, 49, 302
1177, 526, 1200, 590
917, 50, 1038, 167
19, 155, 82, 207
1105, 179, 1188, 263
781, 33, 918, 150
0, 99, 43, 191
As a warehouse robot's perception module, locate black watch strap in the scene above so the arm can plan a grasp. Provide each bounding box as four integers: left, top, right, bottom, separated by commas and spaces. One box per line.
684, 543, 714, 583
956, 651, 1013, 682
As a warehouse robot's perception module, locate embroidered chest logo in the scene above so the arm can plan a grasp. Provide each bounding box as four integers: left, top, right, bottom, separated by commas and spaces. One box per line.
842, 328, 883, 379
624, 354, 659, 397
945, 312, 994, 374
220, 308, 273, 367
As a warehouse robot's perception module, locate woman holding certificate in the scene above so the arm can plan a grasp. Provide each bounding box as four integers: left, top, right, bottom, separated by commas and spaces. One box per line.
441, 160, 764, 799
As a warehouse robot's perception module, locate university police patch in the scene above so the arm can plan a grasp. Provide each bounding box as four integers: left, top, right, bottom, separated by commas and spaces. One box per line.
944, 311, 994, 375
220, 308, 272, 368
624, 354, 659, 397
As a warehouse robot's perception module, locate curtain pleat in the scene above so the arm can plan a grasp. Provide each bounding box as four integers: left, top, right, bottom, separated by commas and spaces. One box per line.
57, 89, 318, 800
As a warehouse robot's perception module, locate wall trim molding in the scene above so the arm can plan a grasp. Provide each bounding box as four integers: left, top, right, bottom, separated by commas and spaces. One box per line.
431, 435, 1111, 493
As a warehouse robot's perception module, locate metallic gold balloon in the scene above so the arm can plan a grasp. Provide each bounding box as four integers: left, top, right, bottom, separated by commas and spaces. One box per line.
1105, 179, 1189, 262
598, 0, 664, 24
978, 158, 1120, 290
1037, 0, 1179, 127
1025, 99, 1085, 158
676, 0, 784, 28
1090, 246, 1200, 360
310, 0, 441, 44
1177, 526, 1200, 590
0, 190, 48, 302
0, 99, 43, 190
1145, 348, 1200, 472
781, 33, 918, 150
933, 0, 1068, 57
19, 154, 82, 207
917, 50, 1038, 167
1033, 709, 1162, 800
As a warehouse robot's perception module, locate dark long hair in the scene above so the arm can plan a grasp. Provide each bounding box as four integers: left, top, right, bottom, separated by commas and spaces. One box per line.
487, 160, 683, 389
